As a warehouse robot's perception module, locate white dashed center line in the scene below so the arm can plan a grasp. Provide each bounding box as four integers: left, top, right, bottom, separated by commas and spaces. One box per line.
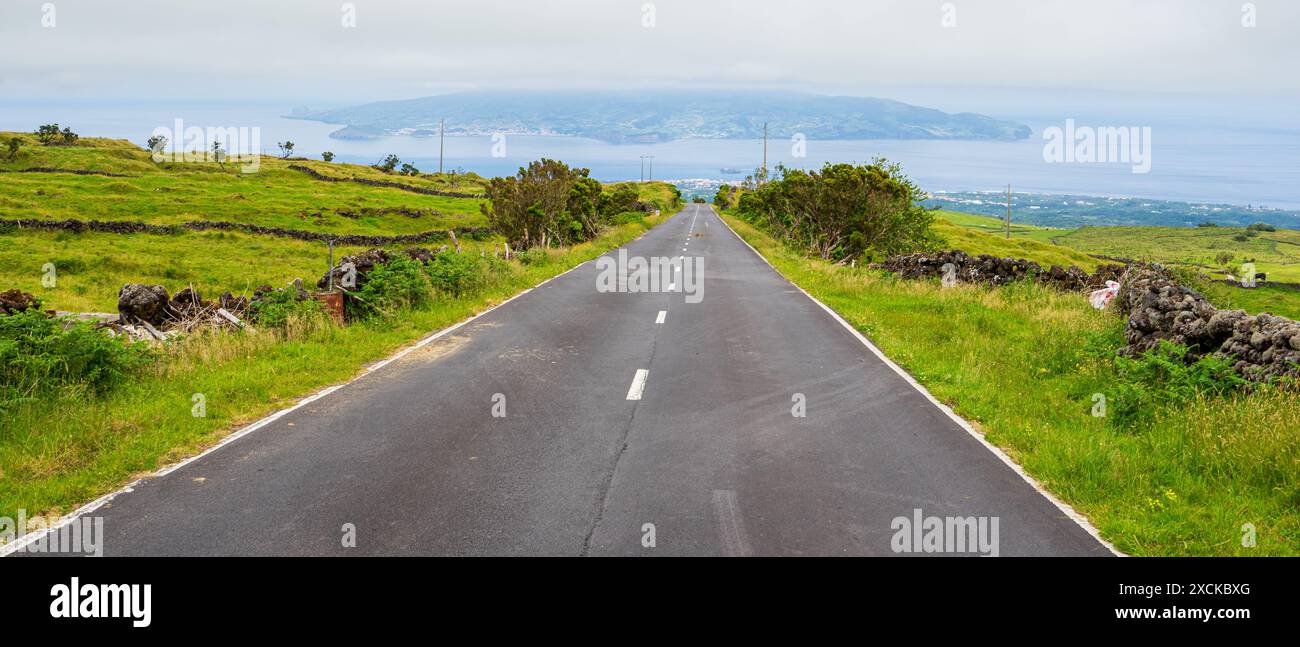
655, 310, 666, 324
626, 369, 649, 401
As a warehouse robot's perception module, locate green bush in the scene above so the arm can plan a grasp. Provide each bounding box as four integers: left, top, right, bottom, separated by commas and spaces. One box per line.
248, 289, 324, 329
347, 254, 432, 319
1109, 340, 1247, 430
425, 250, 481, 297
0, 310, 153, 410
735, 160, 942, 263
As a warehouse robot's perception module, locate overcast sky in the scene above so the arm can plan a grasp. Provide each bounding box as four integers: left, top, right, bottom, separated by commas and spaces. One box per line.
1, 0, 1295, 107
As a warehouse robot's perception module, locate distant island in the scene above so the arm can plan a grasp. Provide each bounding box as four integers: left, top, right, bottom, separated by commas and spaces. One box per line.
287, 90, 1032, 144
925, 191, 1300, 230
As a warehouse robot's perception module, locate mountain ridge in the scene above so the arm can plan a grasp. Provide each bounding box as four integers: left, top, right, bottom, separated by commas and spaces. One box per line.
287, 90, 1032, 144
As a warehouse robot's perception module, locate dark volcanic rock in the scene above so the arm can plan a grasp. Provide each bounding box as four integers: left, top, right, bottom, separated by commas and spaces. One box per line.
118, 284, 170, 325
219, 292, 249, 314
1115, 266, 1300, 383
169, 287, 209, 316
0, 289, 41, 315
402, 247, 435, 264
873, 250, 1122, 291
317, 248, 393, 290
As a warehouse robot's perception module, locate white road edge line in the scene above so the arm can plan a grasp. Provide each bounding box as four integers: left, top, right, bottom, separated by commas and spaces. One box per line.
710, 208, 1125, 557
0, 220, 659, 558
655, 310, 667, 324
626, 369, 650, 401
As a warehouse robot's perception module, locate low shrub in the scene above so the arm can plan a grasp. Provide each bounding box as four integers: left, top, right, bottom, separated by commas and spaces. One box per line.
0, 310, 154, 410
425, 250, 481, 297
1109, 340, 1247, 430
248, 289, 325, 329
347, 254, 432, 319
607, 211, 645, 226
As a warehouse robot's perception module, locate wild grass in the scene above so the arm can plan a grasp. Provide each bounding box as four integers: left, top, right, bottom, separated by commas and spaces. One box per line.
723, 213, 1299, 556
0, 228, 495, 313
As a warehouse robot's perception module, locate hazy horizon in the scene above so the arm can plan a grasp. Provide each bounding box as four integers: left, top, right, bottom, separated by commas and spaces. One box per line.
2, 0, 1296, 107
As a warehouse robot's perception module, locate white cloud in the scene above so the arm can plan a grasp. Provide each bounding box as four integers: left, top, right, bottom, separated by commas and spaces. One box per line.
0, 0, 1294, 102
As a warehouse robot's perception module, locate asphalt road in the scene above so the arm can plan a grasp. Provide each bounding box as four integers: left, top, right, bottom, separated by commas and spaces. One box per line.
38, 204, 1112, 556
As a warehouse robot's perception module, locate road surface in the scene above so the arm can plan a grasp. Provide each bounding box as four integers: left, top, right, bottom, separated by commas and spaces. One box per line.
33, 204, 1112, 556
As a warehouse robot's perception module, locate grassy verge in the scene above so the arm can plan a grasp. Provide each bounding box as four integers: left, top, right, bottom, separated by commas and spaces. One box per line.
722, 213, 1299, 556
0, 211, 673, 521
0, 228, 470, 312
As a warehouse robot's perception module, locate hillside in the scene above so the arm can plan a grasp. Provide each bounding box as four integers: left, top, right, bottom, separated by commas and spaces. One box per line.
0, 132, 490, 236
930, 211, 1100, 271
289, 90, 1032, 143
0, 132, 680, 312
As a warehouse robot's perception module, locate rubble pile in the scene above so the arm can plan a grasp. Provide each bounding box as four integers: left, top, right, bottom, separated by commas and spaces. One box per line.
0, 289, 41, 315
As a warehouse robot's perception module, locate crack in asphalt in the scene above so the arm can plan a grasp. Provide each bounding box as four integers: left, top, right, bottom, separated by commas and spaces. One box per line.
578, 213, 690, 556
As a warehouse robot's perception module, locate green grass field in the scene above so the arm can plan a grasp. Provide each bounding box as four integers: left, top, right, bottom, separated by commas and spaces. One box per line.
1, 229, 405, 313
933, 209, 1068, 245
1051, 225, 1300, 283
0, 132, 490, 236
931, 211, 1101, 271
936, 209, 1300, 318
937, 209, 1300, 281
724, 213, 1300, 556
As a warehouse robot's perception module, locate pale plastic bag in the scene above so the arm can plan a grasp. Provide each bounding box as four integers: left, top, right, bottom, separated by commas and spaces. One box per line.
1089, 280, 1120, 310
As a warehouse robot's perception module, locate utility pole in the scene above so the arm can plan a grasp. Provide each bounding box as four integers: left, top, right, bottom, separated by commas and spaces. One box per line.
647, 155, 654, 182
762, 122, 768, 186
1005, 184, 1012, 239
439, 119, 445, 175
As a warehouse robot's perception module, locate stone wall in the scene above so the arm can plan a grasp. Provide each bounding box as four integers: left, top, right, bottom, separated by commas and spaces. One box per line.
1114, 267, 1300, 383
0, 218, 493, 247
874, 250, 1125, 291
